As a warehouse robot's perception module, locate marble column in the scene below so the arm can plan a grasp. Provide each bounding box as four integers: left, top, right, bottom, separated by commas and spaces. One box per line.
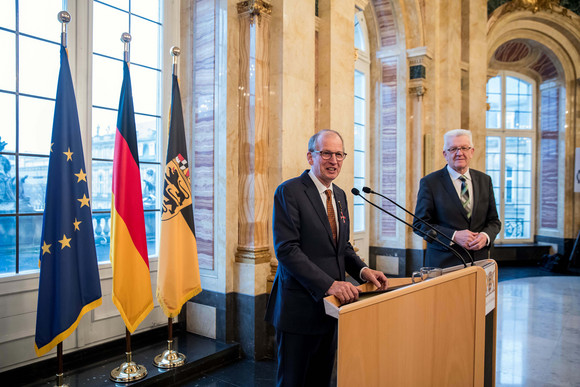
235, 0, 272, 265
407, 47, 432, 248
267, 0, 316, 289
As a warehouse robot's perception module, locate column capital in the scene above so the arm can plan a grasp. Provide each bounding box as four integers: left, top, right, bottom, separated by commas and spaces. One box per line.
237, 0, 272, 25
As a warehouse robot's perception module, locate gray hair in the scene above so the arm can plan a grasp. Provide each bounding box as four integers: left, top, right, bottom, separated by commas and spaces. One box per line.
308, 129, 344, 152
443, 129, 473, 150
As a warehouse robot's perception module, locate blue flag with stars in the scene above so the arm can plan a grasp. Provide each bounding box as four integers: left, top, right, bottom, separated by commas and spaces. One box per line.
34, 46, 102, 357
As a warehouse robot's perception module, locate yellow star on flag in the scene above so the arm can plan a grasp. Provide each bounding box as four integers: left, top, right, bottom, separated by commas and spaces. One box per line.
63, 148, 73, 161
73, 218, 82, 231
41, 241, 52, 255
78, 194, 90, 208
75, 169, 87, 182
50, 143, 54, 153
58, 234, 72, 249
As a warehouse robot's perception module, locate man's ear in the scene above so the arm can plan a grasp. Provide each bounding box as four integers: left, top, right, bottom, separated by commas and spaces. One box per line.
307, 152, 314, 166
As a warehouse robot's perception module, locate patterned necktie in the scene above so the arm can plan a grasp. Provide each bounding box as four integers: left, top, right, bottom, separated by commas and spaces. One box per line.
458, 175, 471, 218
325, 189, 337, 242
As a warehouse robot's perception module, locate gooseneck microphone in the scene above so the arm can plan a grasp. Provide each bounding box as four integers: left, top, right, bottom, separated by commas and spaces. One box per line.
362, 186, 474, 266
351, 188, 466, 268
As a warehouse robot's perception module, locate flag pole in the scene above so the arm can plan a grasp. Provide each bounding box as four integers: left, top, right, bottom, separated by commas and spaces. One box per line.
53, 12, 71, 387
153, 46, 186, 369
109, 32, 148, 384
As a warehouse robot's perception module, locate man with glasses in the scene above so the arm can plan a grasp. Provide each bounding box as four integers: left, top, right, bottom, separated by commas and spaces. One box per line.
413, 129, 501, 268
266, 129, 388, 386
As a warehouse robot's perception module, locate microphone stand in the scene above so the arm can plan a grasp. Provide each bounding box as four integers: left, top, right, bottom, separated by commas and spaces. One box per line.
362, 186, 474, 266
352, 188, 466, 268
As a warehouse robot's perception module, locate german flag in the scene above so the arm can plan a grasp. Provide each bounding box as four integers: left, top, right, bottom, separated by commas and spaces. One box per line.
157, 74, 202, 318
110, 60, 153, 333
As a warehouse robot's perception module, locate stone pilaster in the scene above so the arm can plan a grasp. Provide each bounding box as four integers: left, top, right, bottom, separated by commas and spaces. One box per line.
407, 47, 432, 247
235, 0, 272, 266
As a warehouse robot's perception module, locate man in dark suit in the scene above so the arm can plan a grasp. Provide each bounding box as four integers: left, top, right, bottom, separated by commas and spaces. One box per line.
266, 129, 388, 387
413, 129, 501, 268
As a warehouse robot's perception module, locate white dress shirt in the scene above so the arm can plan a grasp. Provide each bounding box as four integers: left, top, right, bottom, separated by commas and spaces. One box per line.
446, 165, 490, 246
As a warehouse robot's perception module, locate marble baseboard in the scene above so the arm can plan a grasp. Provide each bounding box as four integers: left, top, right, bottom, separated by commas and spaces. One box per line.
535, 234, 576, 259
188, 290, 274, 360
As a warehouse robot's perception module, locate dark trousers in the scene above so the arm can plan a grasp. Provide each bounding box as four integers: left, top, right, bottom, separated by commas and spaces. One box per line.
275, 325, 337, 387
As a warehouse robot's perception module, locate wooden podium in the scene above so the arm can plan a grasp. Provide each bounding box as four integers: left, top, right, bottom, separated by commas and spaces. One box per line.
324, 260, 497, 387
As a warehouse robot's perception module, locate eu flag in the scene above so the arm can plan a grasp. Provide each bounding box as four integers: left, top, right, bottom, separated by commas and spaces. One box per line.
35, 46, 102, 357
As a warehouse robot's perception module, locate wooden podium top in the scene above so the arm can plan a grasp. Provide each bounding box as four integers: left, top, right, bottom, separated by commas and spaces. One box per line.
324, 259, 497, 319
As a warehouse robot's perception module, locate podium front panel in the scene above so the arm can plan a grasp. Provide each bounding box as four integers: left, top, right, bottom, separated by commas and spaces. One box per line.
336, 267, 486, 387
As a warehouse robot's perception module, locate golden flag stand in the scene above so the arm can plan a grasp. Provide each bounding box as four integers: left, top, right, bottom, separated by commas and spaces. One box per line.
110, 328, 148, 382
55, 343, 67, 387
109, 32, 148, 383
154, 317, 186, 368
153, 48, 187, 369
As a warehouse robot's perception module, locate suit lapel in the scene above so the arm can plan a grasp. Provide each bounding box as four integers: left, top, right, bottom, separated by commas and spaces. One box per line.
301, 172, 336, 247
441, 167, 469, 222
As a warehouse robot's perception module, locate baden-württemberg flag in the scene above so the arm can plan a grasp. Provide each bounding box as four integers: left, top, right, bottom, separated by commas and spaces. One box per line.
110, 60, 153, 333
157, 74, 202, 318
35, 46, 102, 357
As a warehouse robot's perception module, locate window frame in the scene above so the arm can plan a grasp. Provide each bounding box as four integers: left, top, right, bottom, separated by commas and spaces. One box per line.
0, 0, 176, 279
353, 9, 371, 261
486, 70, 537, 243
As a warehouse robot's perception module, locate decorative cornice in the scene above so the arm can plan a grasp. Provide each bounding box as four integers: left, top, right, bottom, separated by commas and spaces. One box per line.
407, 46, 433, 66
502, 0, 571, 18
237, 0, 272, 25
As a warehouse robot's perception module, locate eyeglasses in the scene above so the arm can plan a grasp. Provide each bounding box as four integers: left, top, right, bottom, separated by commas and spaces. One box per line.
312, 150, 347, 161
446, 146, 472, 154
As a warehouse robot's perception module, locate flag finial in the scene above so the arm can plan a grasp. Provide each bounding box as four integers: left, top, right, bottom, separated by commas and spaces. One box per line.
170, 46, 180, 74
58, 11, 71, 47
121, 32, 132, 62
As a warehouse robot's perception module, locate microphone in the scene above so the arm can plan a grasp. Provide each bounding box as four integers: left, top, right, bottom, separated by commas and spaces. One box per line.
351, 188, 466, 268
362, 186, 474, 266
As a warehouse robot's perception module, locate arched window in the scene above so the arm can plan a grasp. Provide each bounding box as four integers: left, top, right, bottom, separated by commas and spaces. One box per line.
353, 10, 370, 259
485, 72, 535, 242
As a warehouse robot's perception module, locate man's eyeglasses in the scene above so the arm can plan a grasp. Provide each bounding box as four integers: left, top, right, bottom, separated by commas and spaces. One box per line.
446, 146, 472, 154
312, 151, 347, 161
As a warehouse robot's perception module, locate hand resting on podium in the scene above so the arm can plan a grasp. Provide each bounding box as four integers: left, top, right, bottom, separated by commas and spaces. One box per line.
327, 268, 388, 305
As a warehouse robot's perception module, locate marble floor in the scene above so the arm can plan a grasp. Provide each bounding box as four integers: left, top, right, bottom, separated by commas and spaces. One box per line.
182, 265, 580, 387
496, 275, 580, 387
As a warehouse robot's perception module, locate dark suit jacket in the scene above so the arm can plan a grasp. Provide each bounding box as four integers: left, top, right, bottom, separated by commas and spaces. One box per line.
265, 170, 367, 334
413, 166, 501, 268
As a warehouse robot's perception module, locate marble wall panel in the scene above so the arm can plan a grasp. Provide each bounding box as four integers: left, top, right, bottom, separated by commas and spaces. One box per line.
194, 0, 216, 270
540, 87, 559, 230
532, 53, 558, 82
380, 59, 398, 237
374, 0, 396, 48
